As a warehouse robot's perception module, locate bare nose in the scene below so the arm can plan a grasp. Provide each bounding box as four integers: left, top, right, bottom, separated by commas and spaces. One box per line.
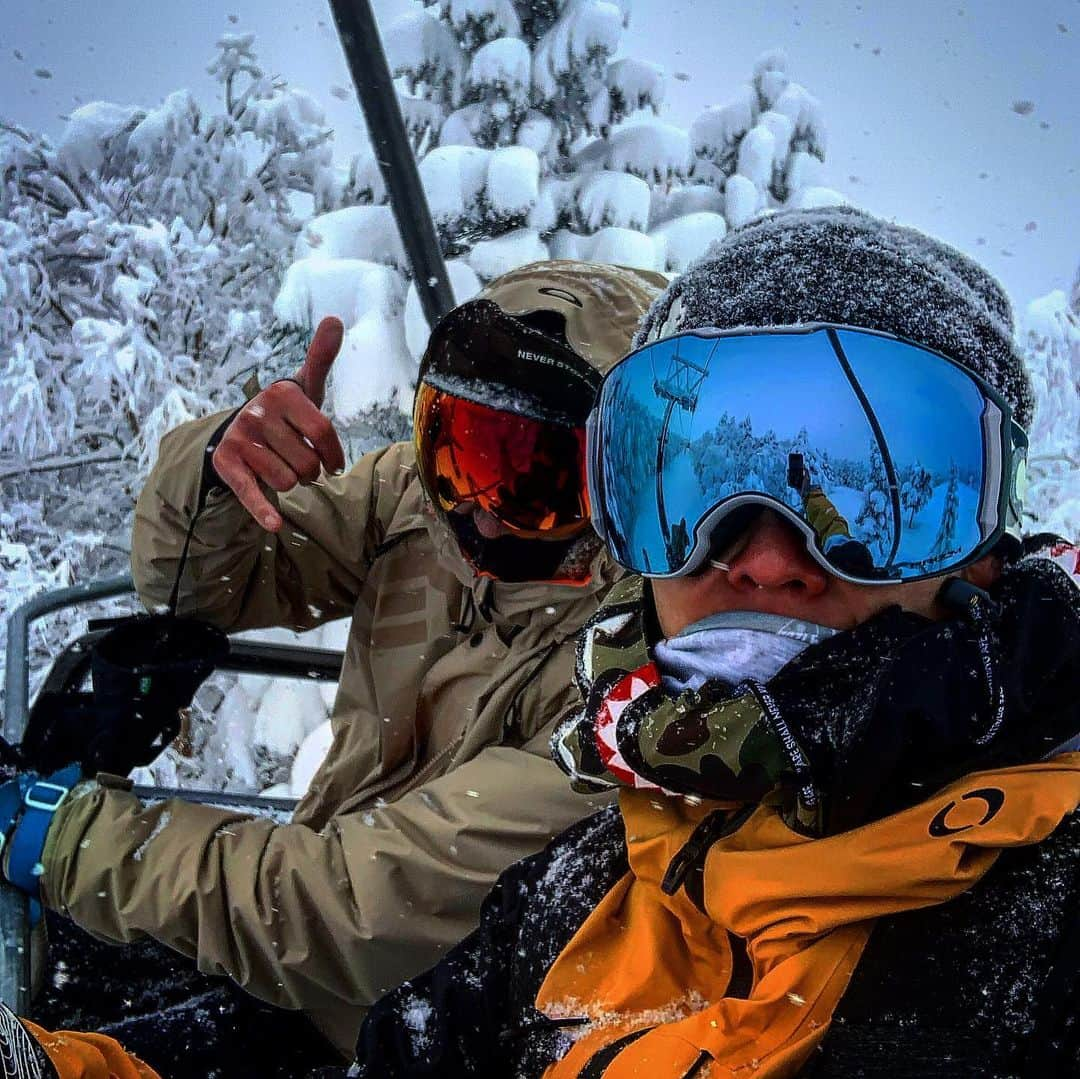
724, 511, 829, 596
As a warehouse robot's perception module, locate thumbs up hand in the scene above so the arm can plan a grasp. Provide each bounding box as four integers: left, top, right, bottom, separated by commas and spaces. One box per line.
212, 317, 348, 532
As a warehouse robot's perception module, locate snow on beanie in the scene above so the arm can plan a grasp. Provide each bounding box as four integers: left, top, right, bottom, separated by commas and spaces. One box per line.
635, 206, 1034, 430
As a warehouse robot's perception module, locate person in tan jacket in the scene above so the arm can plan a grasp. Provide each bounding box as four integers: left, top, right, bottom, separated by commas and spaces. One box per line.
7, 261, 663, 1062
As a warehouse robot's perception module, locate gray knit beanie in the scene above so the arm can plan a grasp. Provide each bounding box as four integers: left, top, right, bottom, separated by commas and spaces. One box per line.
635, 206, 1034, 430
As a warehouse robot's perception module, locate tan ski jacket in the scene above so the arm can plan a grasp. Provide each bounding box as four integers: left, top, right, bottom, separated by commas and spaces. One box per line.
40, 261, 664, 1055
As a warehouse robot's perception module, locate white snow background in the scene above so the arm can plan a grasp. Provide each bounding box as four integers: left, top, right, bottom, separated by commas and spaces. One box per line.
1, 4, 1077, 803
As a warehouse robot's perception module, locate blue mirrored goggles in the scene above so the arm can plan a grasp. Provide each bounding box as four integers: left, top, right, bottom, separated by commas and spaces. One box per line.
587, 324, 1028, 584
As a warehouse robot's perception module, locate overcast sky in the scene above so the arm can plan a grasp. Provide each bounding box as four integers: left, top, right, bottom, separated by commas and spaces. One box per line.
2, 0, 1076, 311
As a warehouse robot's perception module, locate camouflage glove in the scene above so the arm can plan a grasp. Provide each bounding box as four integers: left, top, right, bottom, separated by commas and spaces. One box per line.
552, 578, 821, 830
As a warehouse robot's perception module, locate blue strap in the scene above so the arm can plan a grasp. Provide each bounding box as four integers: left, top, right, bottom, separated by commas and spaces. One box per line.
0, 781, 23, 837
5, 764, 82, 898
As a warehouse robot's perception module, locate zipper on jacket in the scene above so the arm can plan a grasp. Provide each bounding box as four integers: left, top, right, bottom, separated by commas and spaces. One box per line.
451, 588, 477, 634
661, 803, 756, 897
499, 1013, 588, 1045
726, 931, 754, 999
371, 532, 411, 564
682, 1050, 711, 1077
577, 1026, 655, 1078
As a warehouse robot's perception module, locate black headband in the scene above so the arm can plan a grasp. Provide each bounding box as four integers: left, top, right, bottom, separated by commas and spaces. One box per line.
418, 299, 601, 427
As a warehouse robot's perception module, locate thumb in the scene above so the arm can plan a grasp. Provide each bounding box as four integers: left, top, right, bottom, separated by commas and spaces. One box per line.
294, 316, 345, 408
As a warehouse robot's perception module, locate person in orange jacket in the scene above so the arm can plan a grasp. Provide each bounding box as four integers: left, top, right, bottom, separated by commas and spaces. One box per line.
341, 208, 1080, 1078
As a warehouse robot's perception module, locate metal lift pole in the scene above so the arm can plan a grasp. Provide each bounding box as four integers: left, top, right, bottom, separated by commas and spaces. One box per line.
327, 0, 455, 330
1, 576, 348, 1009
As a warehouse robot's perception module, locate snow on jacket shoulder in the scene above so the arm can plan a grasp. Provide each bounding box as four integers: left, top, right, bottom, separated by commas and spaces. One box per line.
41, 411, 620, 1056
347, 803, 1080, 1078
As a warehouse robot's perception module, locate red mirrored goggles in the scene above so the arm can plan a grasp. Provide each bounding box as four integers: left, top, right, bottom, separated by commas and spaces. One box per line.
414, 381, 591, 540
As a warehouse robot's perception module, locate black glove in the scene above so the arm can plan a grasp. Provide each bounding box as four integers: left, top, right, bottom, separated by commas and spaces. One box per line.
768, 559, 1080, 834
20, 613, 228, 777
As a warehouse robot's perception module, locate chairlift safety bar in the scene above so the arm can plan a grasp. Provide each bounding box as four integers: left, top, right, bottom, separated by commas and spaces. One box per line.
1, 576, 346, 1012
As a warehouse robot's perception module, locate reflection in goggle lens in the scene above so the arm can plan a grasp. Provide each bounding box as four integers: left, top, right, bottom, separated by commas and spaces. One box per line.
416, 382, 590, 540
594, 327, 996, 582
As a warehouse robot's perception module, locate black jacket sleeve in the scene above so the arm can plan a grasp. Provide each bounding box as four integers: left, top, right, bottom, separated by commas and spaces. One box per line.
347, 805, 628, 1078
350, 866, 535, 1076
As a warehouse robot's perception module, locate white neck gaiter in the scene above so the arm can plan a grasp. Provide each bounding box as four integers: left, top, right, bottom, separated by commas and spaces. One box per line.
652, 611, 839, 695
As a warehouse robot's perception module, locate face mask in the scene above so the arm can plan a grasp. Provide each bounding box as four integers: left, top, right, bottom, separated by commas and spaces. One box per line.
652, 611, 838, 695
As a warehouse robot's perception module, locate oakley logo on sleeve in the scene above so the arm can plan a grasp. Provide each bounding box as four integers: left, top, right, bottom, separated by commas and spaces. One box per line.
928, 787, 1006, 836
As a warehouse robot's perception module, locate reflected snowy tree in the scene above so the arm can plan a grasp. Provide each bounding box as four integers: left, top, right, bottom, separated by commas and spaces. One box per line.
853, 443, 892, 557
688, 412, 869, 510
601, 378, 662, 545
790, 426, 833, 489
829, 452, 870, 490
900, 459, 933, 526
928, 460, 961, 568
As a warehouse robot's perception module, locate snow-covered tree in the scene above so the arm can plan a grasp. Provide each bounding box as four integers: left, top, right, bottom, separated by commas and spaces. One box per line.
0, 34, 342, 469
650, 50, 843, 270
928, 460, 961, 568
1022, 276, 1080, 540
379, 0, 671, 277
282, 6, 840, 428
687, 52, 828, 208
900, 460, 933, 526
385, 9, 839, 275
0, 33, 358, 716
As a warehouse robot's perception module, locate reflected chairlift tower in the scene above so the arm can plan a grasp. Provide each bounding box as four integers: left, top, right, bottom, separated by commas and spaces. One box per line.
653, 336, 710, 566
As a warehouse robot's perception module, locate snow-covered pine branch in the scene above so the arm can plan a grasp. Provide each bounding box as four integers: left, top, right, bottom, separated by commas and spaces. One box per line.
0, 32, 377, 719
292, 4, 841, 402
1023, 277, 1080, 539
